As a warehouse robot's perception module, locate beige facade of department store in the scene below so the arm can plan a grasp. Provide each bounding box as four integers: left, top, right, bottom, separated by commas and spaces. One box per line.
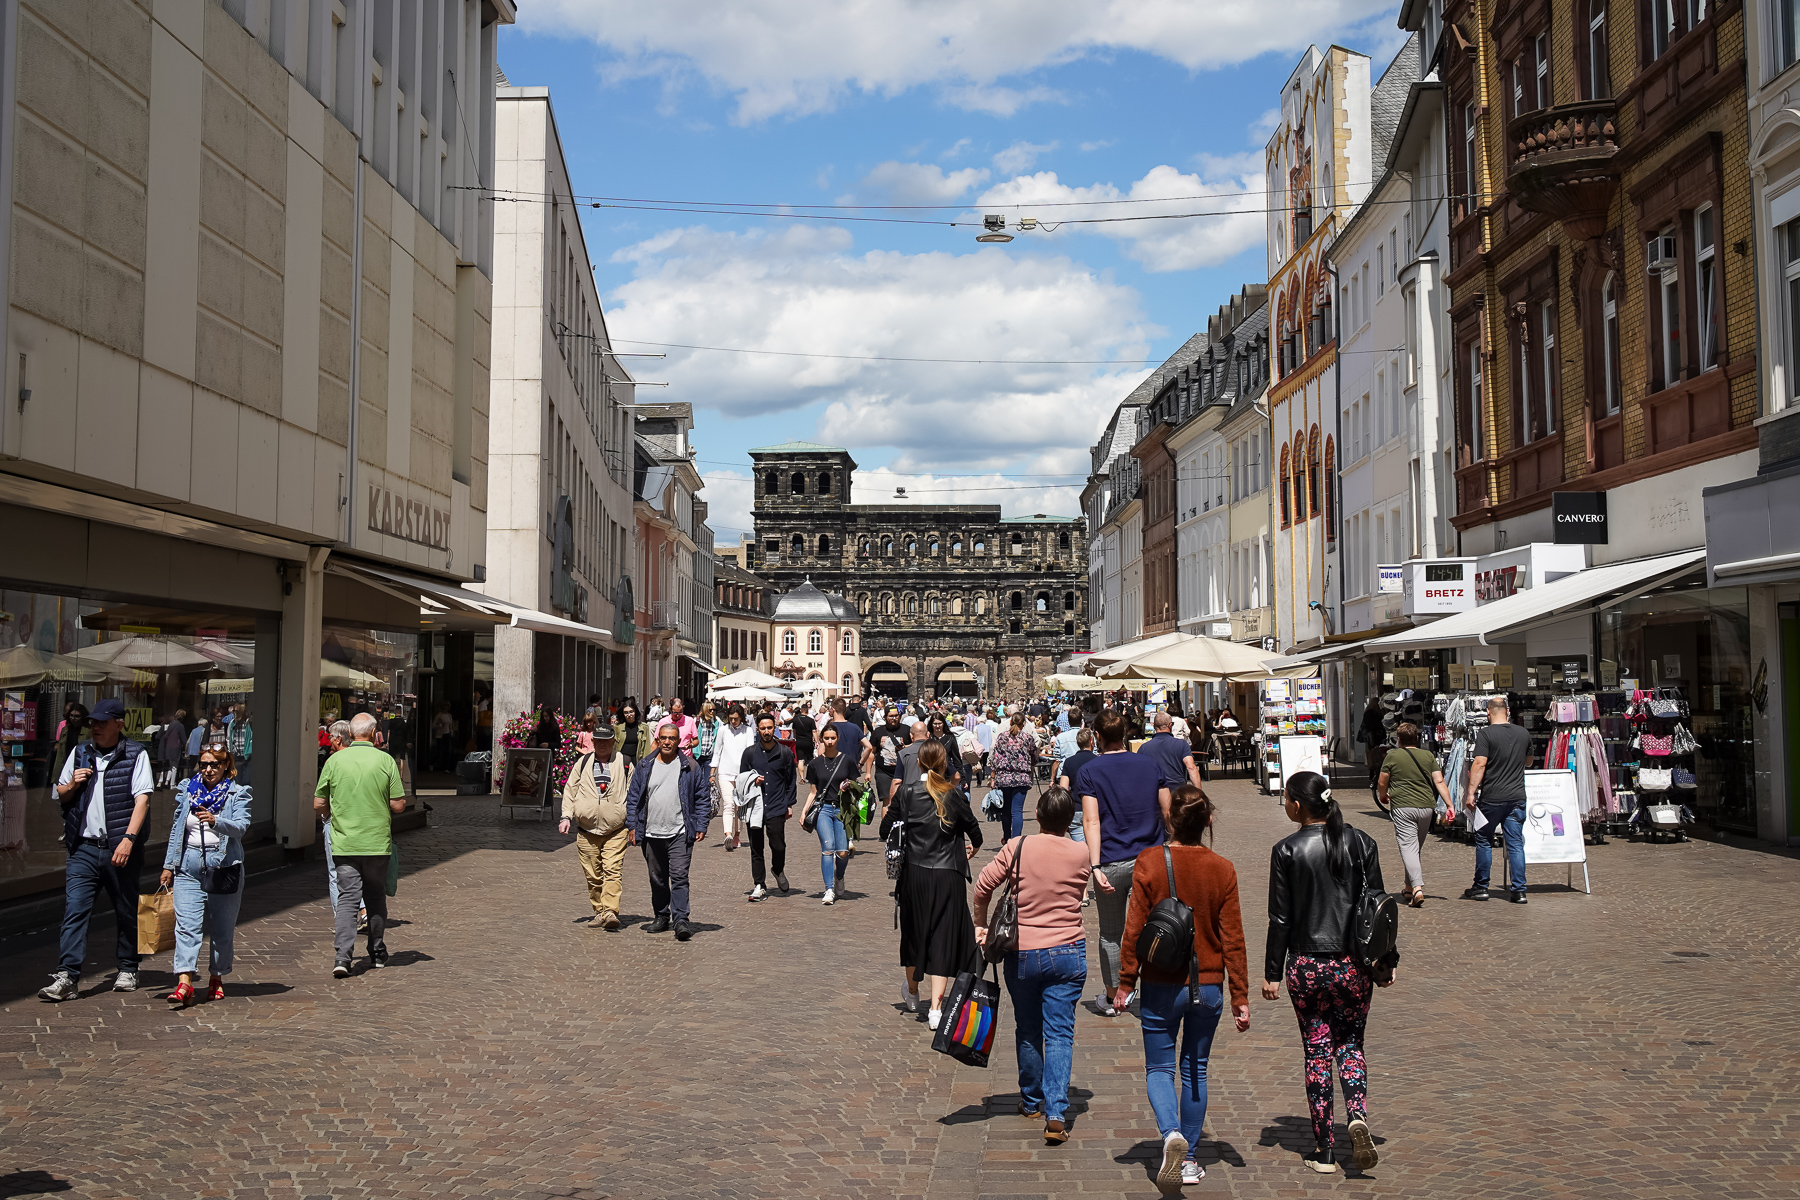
0, 0, 514, 880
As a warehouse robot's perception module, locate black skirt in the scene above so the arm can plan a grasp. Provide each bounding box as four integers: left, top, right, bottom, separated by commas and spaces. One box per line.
899, 865, 979, 978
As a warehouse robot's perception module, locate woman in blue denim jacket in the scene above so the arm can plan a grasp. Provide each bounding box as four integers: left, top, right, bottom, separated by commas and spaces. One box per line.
159, 745, 251, 1007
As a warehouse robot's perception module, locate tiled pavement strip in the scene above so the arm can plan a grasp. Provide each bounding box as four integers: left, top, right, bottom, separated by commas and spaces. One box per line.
2, 775, 1798, 1200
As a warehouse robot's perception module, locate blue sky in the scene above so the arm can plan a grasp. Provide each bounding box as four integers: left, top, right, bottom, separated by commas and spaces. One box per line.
500, 1, 1407, 546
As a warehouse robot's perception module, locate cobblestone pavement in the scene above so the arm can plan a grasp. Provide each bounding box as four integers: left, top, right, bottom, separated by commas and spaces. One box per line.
2, 773, 1798, 1199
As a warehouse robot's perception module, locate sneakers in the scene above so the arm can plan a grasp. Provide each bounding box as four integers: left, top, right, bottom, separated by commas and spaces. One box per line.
645, 914, 672, 934
1347, 1118, 1379, 1170
369, 945, 389, 969
599, 910, 620, 930
1094, 992, 1117, 1017
37, 972, 77, 1002
1180, 1159, 1204, 1184
356, 909, 369, 934
748, 884, 767, 902
927, 1008, 942, 1031
1302, 1151, 1340, 1174
1157, 1132, 1189, 1191
332, 960, 352, 978
1462, 885, 1490, 901
776, 872, 790, 894
673, 920, 694, 942
822, 889, 836, 905
900, 982, 921, 1012
112, 970, 139, 992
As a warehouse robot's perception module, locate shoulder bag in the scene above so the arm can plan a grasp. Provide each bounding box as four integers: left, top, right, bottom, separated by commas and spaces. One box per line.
181, 801, 242, 896
1351, 833, 1398, 975
982, 835, 1025, 964
1133, 845, 1200, 1004
803, 753, 848, 833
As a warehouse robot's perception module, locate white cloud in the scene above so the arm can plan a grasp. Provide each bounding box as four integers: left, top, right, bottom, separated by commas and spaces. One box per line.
519, 0, 1401, 122
992, 140, 1059, 175
856, 161, 991, 204
976, 161, 1265, 273
939, 137, 974, 161
1078, 139, 1115, 152
850, 468, 1085, 520
604, 223, 1157, 531
698, 471, 758, 547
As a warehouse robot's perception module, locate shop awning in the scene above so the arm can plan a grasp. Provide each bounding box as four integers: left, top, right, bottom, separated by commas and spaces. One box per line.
690, 658, 724, 676
504, 604, 622, 649
1269, 627, 1408, 667
1358, 549, 1707, 653
327, 561, 512, 626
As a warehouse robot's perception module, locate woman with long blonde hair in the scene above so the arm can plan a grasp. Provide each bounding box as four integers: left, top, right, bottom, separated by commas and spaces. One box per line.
878, 740, 983, 1027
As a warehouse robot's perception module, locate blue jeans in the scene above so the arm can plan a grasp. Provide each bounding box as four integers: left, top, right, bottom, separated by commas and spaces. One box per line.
1138, 982, 1225, 1149
58, 839, 143, 978
1000, 785, 1030, 840
816, 805, 847, 890
171, 842, 244, 976
1004, 940, 1087, 1121
1473, 801, 1527, 893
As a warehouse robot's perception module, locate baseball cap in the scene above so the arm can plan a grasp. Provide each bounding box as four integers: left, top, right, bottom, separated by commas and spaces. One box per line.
90, 698, 127, 722
593, 725, 616, 741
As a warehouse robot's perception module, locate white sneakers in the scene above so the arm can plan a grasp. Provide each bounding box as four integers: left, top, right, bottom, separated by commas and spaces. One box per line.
1347, 1118, 1379, 1170
1180, 1159, 1203, 1185
1157, 1132, 1189, 1192
822, 889, 836, 905
927, 1008, 943, 1030
900, 982, 921, 1012
748, 884, 766, 902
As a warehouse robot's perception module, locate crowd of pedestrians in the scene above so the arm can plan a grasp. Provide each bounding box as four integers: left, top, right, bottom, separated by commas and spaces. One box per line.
32, 682, 1480, 1186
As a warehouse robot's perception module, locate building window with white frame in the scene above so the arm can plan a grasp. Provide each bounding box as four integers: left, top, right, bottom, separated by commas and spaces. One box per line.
1539, 301, 1558, 435
1784, 218, 1800, 405
1694, 204, 1718, 370
1587, 0, 1612, 97
808, 628, 823, 653
1781, 0, 1800, 72
782, 630, 797, 653
1659, 226, 1682, 387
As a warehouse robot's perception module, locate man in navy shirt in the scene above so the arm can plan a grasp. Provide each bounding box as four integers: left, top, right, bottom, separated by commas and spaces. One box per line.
1136, 711, 1202, 794
1076, 711, 1171, 1016
828, 699, 867, 781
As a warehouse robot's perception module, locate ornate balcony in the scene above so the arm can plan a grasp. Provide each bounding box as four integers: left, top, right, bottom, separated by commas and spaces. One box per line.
1506, 101, 1620, 241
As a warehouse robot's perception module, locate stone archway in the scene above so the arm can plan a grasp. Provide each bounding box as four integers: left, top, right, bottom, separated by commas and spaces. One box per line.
864, 659, 912, 700
930, 658, 980, 700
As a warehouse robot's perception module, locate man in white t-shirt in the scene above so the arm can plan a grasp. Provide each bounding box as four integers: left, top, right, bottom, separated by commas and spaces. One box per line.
40, 698, 154, 1001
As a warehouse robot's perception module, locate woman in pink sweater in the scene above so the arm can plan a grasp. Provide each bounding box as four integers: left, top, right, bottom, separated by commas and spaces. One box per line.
974, 786, 1092, 1146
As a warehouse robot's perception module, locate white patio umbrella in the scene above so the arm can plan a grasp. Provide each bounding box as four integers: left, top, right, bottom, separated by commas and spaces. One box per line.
79, 636, 217, 672
709, 668, 786, 691
1098, 636, 1289, 683
0, 645, 117, 688
1082, 630, 1195, 670
794, 677, 840, 693
1043, 673, 1111, 692
711, 685, 788, 702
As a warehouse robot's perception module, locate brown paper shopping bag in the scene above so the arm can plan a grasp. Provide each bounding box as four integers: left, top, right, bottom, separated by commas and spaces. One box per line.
137, 887, 175, 955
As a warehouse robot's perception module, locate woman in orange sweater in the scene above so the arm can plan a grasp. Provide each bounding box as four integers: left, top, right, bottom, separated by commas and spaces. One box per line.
1117, 785, 1250, 1189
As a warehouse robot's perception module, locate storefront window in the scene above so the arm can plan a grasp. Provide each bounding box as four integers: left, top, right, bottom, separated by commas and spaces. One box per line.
1, 589, 277, 897
1599, 583, 1754, 832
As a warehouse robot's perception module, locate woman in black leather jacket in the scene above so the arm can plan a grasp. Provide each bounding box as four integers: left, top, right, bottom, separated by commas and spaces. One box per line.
1262, 770, 1394, 1176
880, 740, 982, 1030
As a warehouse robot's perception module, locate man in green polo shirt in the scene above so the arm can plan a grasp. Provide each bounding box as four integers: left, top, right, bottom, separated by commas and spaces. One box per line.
314, 712, 407, 976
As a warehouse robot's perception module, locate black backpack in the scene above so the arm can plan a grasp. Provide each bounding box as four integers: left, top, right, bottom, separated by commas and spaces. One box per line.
1133, 846, 1200, 1002
1351, 833, 1399, 972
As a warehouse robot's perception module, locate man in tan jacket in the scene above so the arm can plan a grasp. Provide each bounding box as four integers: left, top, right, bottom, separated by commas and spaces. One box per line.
560, 726, 631, 929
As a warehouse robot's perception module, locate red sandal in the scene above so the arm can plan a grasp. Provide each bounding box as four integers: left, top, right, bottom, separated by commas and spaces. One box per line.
206, 976, 225, 1001
165, 981, 196, 1008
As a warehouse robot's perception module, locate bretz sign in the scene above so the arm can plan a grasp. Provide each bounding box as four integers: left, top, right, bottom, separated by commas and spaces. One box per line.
1552, 491, 1608, 544
368, 486, 450, 551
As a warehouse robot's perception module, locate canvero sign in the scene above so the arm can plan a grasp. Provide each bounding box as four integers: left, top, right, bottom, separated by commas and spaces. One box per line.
368, 486, 450, 551
1552, 491, 1608, 544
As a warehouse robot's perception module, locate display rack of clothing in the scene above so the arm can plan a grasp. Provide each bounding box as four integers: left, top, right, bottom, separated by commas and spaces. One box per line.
1540, 695, 1616, 833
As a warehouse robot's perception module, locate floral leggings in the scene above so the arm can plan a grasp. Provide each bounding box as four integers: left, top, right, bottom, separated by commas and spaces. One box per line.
1286, 953, 1374, 1151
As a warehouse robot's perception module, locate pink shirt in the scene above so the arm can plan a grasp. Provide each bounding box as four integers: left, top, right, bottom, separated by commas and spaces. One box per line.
972, 833, 1091, 951
654, 714, 697, 749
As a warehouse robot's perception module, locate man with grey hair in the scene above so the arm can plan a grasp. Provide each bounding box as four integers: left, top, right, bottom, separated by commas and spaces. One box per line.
321, 719, 356, 923
314, 711, 407, 974
1465, 695, 1532, 904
